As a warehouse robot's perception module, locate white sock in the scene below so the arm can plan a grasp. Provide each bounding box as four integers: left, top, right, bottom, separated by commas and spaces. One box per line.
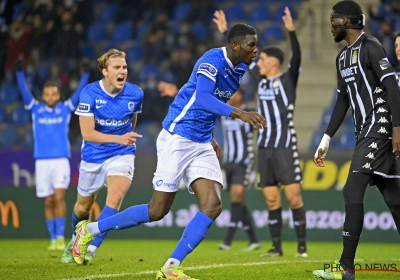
88, 245, 97, 253
163, 258, 181, 269
86, 222, 100, 236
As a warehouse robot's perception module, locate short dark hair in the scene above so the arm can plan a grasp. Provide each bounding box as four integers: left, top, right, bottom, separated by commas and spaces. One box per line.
227, 23, 257, 44
396, 32, 400, 40
261, 46, 284, 65
332, 0, 363, 25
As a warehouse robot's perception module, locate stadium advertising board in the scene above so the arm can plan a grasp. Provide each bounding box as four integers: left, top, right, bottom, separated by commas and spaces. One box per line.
0, 187, 398, 242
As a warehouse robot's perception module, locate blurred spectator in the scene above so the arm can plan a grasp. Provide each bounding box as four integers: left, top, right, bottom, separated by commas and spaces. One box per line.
4, 15, 32, 83
143, 12, 171, 63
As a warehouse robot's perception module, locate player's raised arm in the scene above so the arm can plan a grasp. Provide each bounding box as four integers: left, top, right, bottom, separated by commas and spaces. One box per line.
67, 62, 91, 109
15, 59, 36, 109
284, 7, 301, 86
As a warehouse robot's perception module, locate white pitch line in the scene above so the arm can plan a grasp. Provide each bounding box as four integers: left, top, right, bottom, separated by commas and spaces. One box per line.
58, 258, 400, 280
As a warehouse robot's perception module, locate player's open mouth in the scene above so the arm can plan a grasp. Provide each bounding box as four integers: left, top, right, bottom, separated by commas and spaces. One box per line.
117, 76, 125, 82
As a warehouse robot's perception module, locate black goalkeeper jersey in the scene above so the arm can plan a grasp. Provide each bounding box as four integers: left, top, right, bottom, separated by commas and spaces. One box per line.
248, 31, 301, 148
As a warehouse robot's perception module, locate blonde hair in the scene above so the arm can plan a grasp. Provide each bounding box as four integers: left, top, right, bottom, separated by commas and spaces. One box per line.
97, 48, 126, 72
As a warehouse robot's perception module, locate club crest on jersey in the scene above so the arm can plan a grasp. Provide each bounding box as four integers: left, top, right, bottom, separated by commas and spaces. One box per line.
352, 50, 358, 64
273, 79, 280, 88
198, 63, 217, 76
77, 103, 90, 113
128, 102, 135, 111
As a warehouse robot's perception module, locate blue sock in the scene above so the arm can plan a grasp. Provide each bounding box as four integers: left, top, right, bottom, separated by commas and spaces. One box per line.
55, 217, 66, 238
46, 219, 56, 241
170, 212, 213, 262
98, 204, 150, 232
90, 206, 118, 248
72, 211, 89, 234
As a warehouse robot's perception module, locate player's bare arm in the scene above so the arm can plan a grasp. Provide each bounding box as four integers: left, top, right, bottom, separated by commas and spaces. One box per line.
79, 115, 142, 145
282, 6, 295, 31
211, 137, 221, 158
230, 108, 266, 130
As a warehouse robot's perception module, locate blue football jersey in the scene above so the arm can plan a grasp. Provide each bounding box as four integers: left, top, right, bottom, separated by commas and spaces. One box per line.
162, 47, 246, 143
28, 100, 76, 159
75, 81, 144, 164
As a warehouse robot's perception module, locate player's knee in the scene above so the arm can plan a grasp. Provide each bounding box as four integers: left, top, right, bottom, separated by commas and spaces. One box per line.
54, 195, 65, 206
44, 196, 55, 209
148, 203, 170, 221
200, 201, 222, 220
74, 202, 92, 216
342, 184, 361, 204
288, 194, 303, 208
265, 196, 279, 209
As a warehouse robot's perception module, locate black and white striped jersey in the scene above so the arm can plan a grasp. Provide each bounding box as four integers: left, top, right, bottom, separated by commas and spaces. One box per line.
248, 31, 301, 148
335, 33, 395, 140
221, 106, 254, 165
395, 65, 400, 88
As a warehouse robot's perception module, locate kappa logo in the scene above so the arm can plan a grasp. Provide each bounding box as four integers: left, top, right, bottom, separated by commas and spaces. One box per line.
368, 142, 378, 149
377, 127, 388, 134
376, 107, 388, 113
362, 162, 372, 169
376, 97, 385, 104
378, 116, 389, 124
374, 87, 383, 94
365, 152, 375, 159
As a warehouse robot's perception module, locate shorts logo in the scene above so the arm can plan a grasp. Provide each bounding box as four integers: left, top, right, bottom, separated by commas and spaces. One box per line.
362, 162, 372, 169
198, 63, 217, 77
77, 103, 90, 113
365, 152, 375, 159
156, 180, 163, 187
368, 142, 378, 149
128, 102, 135, 111
374, 87, 383, 94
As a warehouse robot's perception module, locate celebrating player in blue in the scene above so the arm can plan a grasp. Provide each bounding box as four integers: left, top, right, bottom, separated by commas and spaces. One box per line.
15, 59, 90, 251
71, 24, 266, 279
61, 49, 143, 264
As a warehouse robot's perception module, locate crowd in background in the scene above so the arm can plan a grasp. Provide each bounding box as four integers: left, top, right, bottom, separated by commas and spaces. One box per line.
0, 0, 399, 149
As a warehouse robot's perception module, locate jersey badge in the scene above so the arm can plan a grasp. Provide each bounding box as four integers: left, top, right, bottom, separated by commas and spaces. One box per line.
352, 50, 358, 64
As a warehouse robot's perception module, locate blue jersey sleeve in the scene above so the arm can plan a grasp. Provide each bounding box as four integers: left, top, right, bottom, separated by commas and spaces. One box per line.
75, 86, 95, 116
134, 88, 144, 113
66, 72, 90, 111
194, 74, 234, 117
196, 52, 221, 82
16, 71, 36, 109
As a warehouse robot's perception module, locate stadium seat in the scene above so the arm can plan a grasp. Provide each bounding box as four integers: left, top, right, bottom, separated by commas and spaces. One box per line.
137, 23, 151, 39
0, 126, 18, 148
138, 64, 158, 82
126, 44, 143, 63
19, 128, 34, 149
98, 4, 120, 23
225, 5, 245, 21
172, 3, 191, 22
262, 25, 284, 44
333, 128, 356, 150
321, 107, 333, 127
79, 44, 95, 59
87, 23, 108, 43
133, 124, 149, 147
274, 4, 297, 21
0, 84, 20, 104
249, 5, 270, 22
111, 22, 134, 43
9, 105, 31, 125
0, 107, 6, 123
190, 22, 209, 41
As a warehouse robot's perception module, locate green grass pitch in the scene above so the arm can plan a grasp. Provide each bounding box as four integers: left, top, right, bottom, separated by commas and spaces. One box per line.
1, 240, 399, 279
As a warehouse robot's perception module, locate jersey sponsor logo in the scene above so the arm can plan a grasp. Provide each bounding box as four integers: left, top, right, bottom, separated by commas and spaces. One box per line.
214, 87, 233, 98
128, 102, 135, 111
198, 63, 217, 76
365, 152, 375, 159
77, 103, 90, 113
378, 116, 389, 123
155, 180, 163, 187
340, 66, 358, 78
95, 117, 130, 126
368, 142, 378, 149
379, 58, 390, 70
38, 117, 63, 124
377, 127, 388, 134
155, 179, 176, 188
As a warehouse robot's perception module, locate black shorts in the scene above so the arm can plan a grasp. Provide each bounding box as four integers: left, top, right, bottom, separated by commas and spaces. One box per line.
224, 162, 253, 190
258, 147, 302, 187
350, 137, 400, 177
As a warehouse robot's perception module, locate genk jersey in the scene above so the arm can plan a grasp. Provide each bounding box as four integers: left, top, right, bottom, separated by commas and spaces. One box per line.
28, 99, 75, 159
162, 47, 246, 143
75, 81, 143, 164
